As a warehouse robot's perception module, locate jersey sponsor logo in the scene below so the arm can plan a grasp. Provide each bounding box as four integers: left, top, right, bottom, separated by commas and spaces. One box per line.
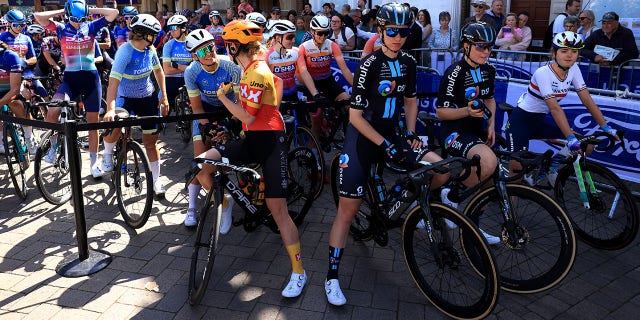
273, 64, 296, 73
465, 86, 478, 100
310, 55, 331, 62
378, 80, 396, 96
338, 153, 349, 168
446, 64, 462, 97
356, 54, 376, 90
241, 84, 264, 103
444, 132, 462, 150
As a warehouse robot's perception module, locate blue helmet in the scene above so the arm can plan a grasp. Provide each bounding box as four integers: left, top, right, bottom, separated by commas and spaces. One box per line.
65, 0, 89, 18
6, 9, 26, 23
122, 6, 139, 16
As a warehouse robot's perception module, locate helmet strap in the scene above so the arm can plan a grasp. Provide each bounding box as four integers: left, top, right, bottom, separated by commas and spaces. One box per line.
463, 43, 483, 67
380, 32, 400, 56
553, 55, 571, 72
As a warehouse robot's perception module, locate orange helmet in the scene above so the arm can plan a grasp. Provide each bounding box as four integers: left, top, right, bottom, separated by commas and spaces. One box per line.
222, 20, 262, 44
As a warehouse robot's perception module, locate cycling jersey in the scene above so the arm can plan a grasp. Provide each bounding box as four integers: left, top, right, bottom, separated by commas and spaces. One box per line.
517, 63, 587, 113
437, 59, 496, 139
184, 59, 241, 107
31, 37, 43, 59
351, 49, 417, 132
239, 60, 283, 131
297, 38, 343, 81
114, 24, 130, 47
0, 31, 36, 61
162, 38, 192, 78
0, 49, 22, 92
205, 25, 225, 52
266, 46, 299, 98
110, 42, 160, 98
45, 17, 109, 72
37, 36, 62, 75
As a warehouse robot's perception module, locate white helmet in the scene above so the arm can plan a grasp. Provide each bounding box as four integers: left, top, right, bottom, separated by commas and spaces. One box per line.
167, 14, 188, 27
267, 19, 295, 36
310, 15, 330, 30
245, 12, 266, 27
185, 29, 214, 52
27, 24, 46, 35
209, 10, 221, 19
130, 14, 162, 35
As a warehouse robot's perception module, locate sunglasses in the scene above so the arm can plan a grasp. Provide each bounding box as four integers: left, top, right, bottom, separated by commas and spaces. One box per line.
315, 31, 330, 37
68, 16, 87, 23
169, 25, 182, 31
195, 44, 216, 58
471, 4, 486, 9
385, 27, 411, 38
124, 16, 134, 20
472, 42, 493, 51
284, 34, 295, 40
11, 23, 26, 28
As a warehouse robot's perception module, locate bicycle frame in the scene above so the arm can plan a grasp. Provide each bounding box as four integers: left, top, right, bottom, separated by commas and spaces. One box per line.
1, 106, 29, 163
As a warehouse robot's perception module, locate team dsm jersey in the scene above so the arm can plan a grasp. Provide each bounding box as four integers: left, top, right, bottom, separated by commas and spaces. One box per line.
162, 38, 193, 78
240, 60, 283, 131
46, 17, 109, 72
0, 49, 22, 92
266, 46, 298, 98
110, 42, 160, 98
437, 59, 496, 137
351, 49, 417, 133
297, 39, 343, 81
184, 59, 241, 107
517, 63, 587, 113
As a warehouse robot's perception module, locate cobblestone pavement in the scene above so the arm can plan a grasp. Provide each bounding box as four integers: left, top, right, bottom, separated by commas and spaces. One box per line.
1, 127, 639, 320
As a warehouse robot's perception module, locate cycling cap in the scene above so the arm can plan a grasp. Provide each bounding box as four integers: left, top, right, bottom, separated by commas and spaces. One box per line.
245, 12, 267, 27
222, 20, 263, 44
27, 24, 46, 35
267, 19, 295, 36
552, 31, 584, 50
310, 15, 330, 30
122, 6, 139, 16
5, 9, 26, 23
130, 14, 161, 35
376, 2, 412, 27
460, 21, 496, 45
185, 29, 214, 52
167, 14, 188, 27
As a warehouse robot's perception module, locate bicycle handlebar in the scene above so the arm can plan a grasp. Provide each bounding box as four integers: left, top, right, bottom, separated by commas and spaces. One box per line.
494, 149, 554, 181
579, 130, 626, 152
185, 158, 261, 189
402, 155, 482, 197
100, 114, 164, 137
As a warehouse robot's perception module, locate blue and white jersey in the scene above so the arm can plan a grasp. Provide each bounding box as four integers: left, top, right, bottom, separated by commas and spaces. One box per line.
161, 38, 193, 78
110, 42, 160, 98
184, 59, 241, 107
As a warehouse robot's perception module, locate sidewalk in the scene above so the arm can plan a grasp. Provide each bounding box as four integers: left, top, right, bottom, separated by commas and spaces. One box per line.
1, 128, 639, 319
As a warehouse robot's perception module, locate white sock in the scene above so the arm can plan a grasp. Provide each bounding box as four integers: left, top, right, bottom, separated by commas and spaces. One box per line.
90, 152, 98, 167
188, 184, 201, 210
103, 140, 116, 155
149, 160, 160, 182
23, 126, 33, 139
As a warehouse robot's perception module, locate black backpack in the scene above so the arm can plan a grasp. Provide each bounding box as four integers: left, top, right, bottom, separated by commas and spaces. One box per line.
543, 12, 567, 49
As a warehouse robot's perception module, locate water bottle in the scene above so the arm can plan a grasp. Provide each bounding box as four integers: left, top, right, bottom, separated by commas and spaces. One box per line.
471, 100, 492, 120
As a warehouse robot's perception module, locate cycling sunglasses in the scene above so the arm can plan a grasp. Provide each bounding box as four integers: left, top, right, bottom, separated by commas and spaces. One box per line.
472, 42, 493, 51
195, 43, 216, 58
384, 27, 410, 38
169, 25, 183, 31
11, 23, 26, 28
284, 34, 295, 40
124, 16, 134, 20
68, 16, 87, 23
315, 30, 330, 37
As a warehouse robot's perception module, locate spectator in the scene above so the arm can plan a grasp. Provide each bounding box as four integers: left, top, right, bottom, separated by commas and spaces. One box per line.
341, 4, 353, 29
270, 7, 281, 21
295, 16, 308, 46
357, 0, 369, 16
512, 11, 533, 58
578, 9, 598, 40
199, 3, 211, 27
552, 0, 581, 36
322, 3, 333, 17
226, 7, 236, 23
402, 4, 424, 60
428, 11, 458, 51
417, 9, 432, 48
237, 0, 253, 14
238, 10, 247, 20
329, 14, 355, 51
462, 0, 498, 33
349, 9, 375, 49
563, 16, 579, 32
486, 0, 505, 28
496, 12, 524, 60
302, 3, 314, 17
581, 11, 639, 65
360, 9, 378, 33
287, 10, 297, 24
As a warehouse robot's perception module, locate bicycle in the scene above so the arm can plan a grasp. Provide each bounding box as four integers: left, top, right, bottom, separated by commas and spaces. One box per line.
312, 98, 350, 153
329, 154, 499, 319
185, 150, 317, 305
34, 100, 85, 205
173, 86, 192, 144
1, 104, 30, 200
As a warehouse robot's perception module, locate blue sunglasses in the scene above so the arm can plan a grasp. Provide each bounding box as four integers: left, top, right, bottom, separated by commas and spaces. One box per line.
69, 16, 87, 23
385, 27, 411, 38
472, 42, 493, 51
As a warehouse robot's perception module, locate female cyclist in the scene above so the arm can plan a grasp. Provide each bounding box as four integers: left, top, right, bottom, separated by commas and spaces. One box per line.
205, 10, 226, 54
195, 20, 308, 299
101, 14, 169, 195
162, 14, 192, 112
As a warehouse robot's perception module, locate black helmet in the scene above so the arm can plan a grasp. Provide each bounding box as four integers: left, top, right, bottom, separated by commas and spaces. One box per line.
376, 2, 412, 27
460, 22, 496, 45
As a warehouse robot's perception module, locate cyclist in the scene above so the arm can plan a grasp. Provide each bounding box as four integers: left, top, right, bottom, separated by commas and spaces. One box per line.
182, 29, 242, 228
115, 6, 138, 49
195, 20, 308, 299
35, 0, 119, 177
245, 12, 267, 37
324, 3, 447, 306
0, 41, 24, 155
505, 31, 617, 175
205, 10, 226, 54
162, 14, 192, 113
102, 14, 168, 195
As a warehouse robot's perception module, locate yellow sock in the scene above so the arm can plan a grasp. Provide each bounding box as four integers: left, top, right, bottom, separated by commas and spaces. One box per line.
222, 193, 229, 208
286, 242, 304, 274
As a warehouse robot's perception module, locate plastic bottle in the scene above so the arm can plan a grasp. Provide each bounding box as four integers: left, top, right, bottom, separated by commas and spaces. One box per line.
471, 100, 492, 120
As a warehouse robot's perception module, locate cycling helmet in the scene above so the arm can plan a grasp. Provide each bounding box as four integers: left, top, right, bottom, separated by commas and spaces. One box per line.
552, 31, 584, 50
167, 14, 188, 27
209, 10, 222, 19
460, 21, 496, 45
267, 19, 295, 36
222, 20, 263, 44
6, 9, 26, 23
129, 14, 161, 35
245, 12, 267, 28
27, 24, 46, 35
310, 15, 330, 30
122, 6, 139, 16
185, 29, 214, 52
376, 2, 412, 27
65, 0, 89, 18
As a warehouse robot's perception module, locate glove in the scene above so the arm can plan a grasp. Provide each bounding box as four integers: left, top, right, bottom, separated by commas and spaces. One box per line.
600, 124, 617, 137
406, 130, 420, 144
567, 134, 581, 153
379, 139, 405, 163
217, 82, 233, 97
199, 122, 219, 143
313, 93, 328, 104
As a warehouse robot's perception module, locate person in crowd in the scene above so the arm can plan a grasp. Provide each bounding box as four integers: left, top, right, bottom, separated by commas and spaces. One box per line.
196, 19, 309, 299
417, 9, 432, 47
360, 8, 378, 33
115, 6, 138, 48
498, 11, 532, 61
199, 2, 212, 27
270, 6, 282, 21
294, 16, 308, 46
578, 9, 598, 40
357, 0, 369, 16
287, 10, 297, 24
238, 10, 247, 20
226, 7, 237, 23
302, 3, 314, 17
322, 3, 335, 17
552, 0, 581, 38
0, 41, 24, 155
486, 0, 505, 28
496, 12, 524, 60
581, 11, 639, 65
340, 4, 353, 28
349, 9, 375, 50
462, 0, 497, 33
402, 5, 424, 61
428, 11, 458, 51
206, 11, 226, 54
237, 0, 254, 14
329, 14, 356, 52
563, 16, 579, 32
325, 3, 447, 306
155, 11, 166, 29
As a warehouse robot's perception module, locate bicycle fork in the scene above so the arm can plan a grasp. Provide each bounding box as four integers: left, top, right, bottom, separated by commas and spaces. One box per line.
572, 155, 618, 217
497, 163, 527, 248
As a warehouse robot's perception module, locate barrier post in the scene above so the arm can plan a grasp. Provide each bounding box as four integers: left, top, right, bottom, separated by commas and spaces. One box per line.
56, 120, 112, 277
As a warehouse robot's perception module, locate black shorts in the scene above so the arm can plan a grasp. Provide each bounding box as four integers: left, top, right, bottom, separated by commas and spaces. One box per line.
314, 77, 346, 101
440, 131, 484, 158
504, 107, 564, 152
118, 96, 160, 133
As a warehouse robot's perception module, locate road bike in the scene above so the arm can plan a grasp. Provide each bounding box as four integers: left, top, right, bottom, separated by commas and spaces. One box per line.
1, 104, 30, 200
173, 86, 192, 144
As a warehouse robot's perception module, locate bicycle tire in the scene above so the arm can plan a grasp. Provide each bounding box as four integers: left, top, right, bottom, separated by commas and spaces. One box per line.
34, 131, 73, 205
188, 188, 223, 305
554, 161, 639, 250
403, 204, 499, 319
285, 145, 317, 225
3, 124, 28, 200
288, 125, 324, 200
115, 141, 154, 229
464, 184, 576, 293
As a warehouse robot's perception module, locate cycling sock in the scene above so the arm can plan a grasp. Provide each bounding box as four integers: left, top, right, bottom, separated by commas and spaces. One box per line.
103, 140, 116, 155
90, 152, 97, 167
327, 246, 344, 280
188, 183, 201, 209
23, 126, 33, 139
286, 242, 304, 274
149, 160, 160, 182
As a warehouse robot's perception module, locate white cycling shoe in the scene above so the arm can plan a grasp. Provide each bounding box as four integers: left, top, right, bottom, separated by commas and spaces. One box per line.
325, 279, 347, 306
281, 271, 306, 298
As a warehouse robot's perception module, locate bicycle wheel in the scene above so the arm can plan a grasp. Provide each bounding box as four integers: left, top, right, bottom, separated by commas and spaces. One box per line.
115, 141, 154, 229
188, 189, 223, 305
285, 145, 317, 225
554, 161, 639, 250
3, 124, 28, 200
288, 125, 324, 200
464, 184, 576, 293
175, 92, 192, 143
403, 204, 499, 319
34, 131, 73, 205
